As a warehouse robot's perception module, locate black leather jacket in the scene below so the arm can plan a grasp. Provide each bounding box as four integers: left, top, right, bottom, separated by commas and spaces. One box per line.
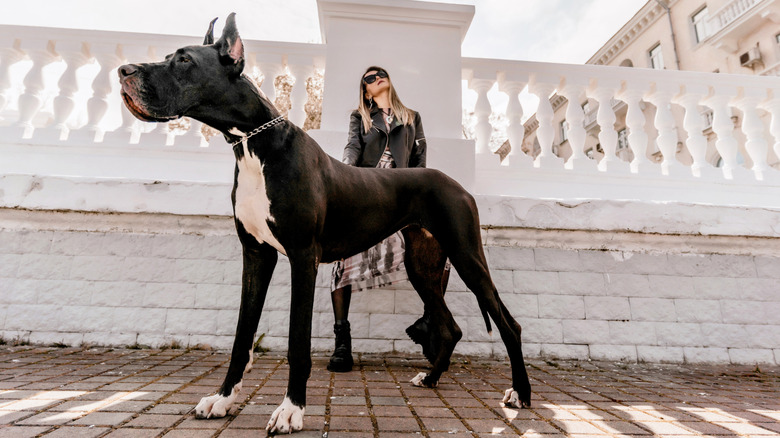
342, 107, 426, 168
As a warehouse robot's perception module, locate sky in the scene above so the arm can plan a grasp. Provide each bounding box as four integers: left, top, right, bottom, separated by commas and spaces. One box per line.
1, 0, 649, 65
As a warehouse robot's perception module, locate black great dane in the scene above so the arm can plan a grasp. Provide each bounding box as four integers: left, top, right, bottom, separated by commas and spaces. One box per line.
118, 14, 531, 434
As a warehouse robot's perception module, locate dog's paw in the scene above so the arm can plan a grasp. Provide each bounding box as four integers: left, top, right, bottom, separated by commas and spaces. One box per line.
501, 387, 530, 408
410, 372, 438, 388
266, 396, 305, 434
194, 382, 242, 419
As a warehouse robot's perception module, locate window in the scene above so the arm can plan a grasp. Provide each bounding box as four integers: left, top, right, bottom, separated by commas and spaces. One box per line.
617, 128, 629, 150
649, 44, 664, 69
691, 7, 710, 43
560, 119, 569, 143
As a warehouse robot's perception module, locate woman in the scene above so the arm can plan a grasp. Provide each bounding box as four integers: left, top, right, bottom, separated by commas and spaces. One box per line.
328, 66, 428, 372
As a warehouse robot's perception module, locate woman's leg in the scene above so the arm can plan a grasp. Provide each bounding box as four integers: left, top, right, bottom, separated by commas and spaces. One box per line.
328, 285, 354, 372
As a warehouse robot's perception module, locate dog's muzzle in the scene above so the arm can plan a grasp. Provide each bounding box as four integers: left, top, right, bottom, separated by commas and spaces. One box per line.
118, 64, 178, 123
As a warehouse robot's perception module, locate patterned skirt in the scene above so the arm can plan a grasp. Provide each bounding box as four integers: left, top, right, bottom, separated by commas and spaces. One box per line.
331, 146, 408, 292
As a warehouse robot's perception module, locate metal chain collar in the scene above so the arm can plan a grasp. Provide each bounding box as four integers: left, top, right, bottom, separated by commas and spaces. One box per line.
230, 116, 286, 147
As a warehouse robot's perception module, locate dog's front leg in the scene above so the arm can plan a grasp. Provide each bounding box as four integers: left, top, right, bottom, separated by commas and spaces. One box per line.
266, 248, 318, 434
195, 243, 278, 419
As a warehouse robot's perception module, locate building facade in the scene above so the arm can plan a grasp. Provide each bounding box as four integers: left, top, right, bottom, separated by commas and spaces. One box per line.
522, 0, 780, 170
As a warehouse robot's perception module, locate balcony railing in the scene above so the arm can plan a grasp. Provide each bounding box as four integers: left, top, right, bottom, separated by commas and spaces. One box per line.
1, 24, 779, 214
708, 0, 760, 31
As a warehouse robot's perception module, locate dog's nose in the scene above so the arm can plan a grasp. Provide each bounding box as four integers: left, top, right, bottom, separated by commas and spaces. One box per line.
118, 64, 139, 78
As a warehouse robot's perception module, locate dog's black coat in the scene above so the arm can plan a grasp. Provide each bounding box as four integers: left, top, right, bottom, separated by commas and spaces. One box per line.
118, 13, 531, 433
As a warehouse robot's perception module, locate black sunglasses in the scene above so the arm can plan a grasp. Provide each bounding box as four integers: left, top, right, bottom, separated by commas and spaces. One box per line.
363, 70, 388, 84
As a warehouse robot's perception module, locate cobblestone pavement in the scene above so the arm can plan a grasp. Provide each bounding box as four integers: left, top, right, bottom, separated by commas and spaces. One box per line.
1, 346, 779, 437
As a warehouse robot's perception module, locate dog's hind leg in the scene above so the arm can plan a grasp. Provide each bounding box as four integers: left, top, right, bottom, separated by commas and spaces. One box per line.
402, 226, 461, 388
195, 241, 278, 419
266, 247, 319, 434
451, 250, 532, 408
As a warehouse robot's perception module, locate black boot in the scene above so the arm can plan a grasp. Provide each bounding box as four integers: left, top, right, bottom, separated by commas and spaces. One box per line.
327, 320, 354, 372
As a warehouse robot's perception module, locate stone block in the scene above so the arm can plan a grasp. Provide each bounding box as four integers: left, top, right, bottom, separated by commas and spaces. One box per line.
490, 269, 514, 294
629, 298, 676, 322
486, 246, 534, 270
453, 341, 492, 357
736, 278, 778, 301
115, 307, 166, 333
369, 313, 417, 340
4, 304, 62, 331
721, 300, 775, 324
669, 253, 756, 278
646, 275, 696, 298
584, 296, 631, 321
589, 344, 637, 362
700, 323, 750, 348
692, 276, 738, 300
674, 299, 722, 323
173, 259, 226, 284
514, 271, 559, 294
222, 261, 243, 285
17, 230, 55, 254
5, 279, 39, 304
540, 343, 589, 360
655, 322, 703, 347
608, 321, 657, 345
744, 325, 780, 349
35, 281, 92, 306
270, 261, 292, 286
558, 272, 606, 296
605, 274, 651, 297
28, 331, 84, 347
122, 256, 179, 282
562, 320, 609, 344
636, 346, 684, 363
394, 290, 423, 315
0, 254, 20, 277
755, 256, 780, 279
18, 254, 73, 280
352, 339, 393, 354
728, 348, 776, 365
216, 309, 239, 336
266, 311, 290, 337
83, 331, 138, 347
534, 248, 582, 272
88, 281, 144, 307
446, 269, 469, 292
188, 334, 233, 350
683, 347, 730, 363
69, 255, 125, 281
151, 234, 207, 259
263, 286, 292, 311
539, 295, 584, 320
445, 292, 480, 316
194, 283, 241, 309
519, 318, 563, 343
464, 316, 492, 342
500, 293, 539, 319
58, 306, 116, 332
142, 283, 196, 308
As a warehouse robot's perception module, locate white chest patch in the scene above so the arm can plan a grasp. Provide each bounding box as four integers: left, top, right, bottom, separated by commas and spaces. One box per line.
234, 138, 286, 255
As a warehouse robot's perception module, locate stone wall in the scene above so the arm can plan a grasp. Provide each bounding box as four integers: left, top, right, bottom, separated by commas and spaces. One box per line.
2, 206, 778, 365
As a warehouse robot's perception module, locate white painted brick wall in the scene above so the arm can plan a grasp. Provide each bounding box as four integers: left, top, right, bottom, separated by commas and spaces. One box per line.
1, 211, 779, 366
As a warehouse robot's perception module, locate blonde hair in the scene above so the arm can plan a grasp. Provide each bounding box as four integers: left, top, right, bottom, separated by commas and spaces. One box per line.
357, 66, 414, 133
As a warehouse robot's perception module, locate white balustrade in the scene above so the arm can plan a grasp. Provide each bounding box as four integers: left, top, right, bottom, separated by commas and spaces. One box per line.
529, 77, 560, 168
587, 78, 626, 172
256, 54, 284, 103
48, 42, 91, 140
734, 88, 771, 180
288, 58, 315, 127
497, 71, 530, 167
703, 87, 743, 180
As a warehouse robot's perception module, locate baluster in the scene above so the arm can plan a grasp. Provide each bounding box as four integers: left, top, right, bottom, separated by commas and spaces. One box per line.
674, 85, 718, 178
617, 81, 653, 174
173, 119, 208, 148
468, 77, 496, 156
529, 78, 561, 168
734, 88, 771, 181
257, 54, 284, 103
15, 39, 59, 138
0, 41, 25, 116
587, 79, 626, 172
759, 96, 780, 171
287, 59, 315, 127
559, 79, 594, 171
47, 42, 91, 141
703, 87, 744, 180
645, 83, 686, 176
70, 42, 122, 143
497, 72, 530, 167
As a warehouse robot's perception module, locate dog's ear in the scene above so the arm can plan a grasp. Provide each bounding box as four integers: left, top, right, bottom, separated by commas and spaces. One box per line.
203, 17, 218, 45
215, 12, 244, 74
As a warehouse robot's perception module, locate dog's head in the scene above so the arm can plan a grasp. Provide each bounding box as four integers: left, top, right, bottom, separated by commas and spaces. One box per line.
118, 13, 245, 123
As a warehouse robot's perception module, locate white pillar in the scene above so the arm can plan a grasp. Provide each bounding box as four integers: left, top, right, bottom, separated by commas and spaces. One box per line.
15, 39, 59, 138
674, 86, 717, 178
587, 79, 626, 173
0, 42, 25, 116
759, 96, 780, 170
559, 79, 594, 171
703, 87, 741, 180
497, 72, 531, 168
734, 89, 770, 181
50, 42, 91, 140
469, 77, 495, 156
288, 59, 315, 127
645, 83, 686, 176
257, 54, 284, 104
529, 78, 561, 168
617, 81, 653, 174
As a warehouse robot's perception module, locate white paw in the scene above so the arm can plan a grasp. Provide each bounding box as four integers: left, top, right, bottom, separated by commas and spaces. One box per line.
194, 381, 242, 419
266, 396, 305, 434
410, 372, 437, 388
502, 388, 521, 408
